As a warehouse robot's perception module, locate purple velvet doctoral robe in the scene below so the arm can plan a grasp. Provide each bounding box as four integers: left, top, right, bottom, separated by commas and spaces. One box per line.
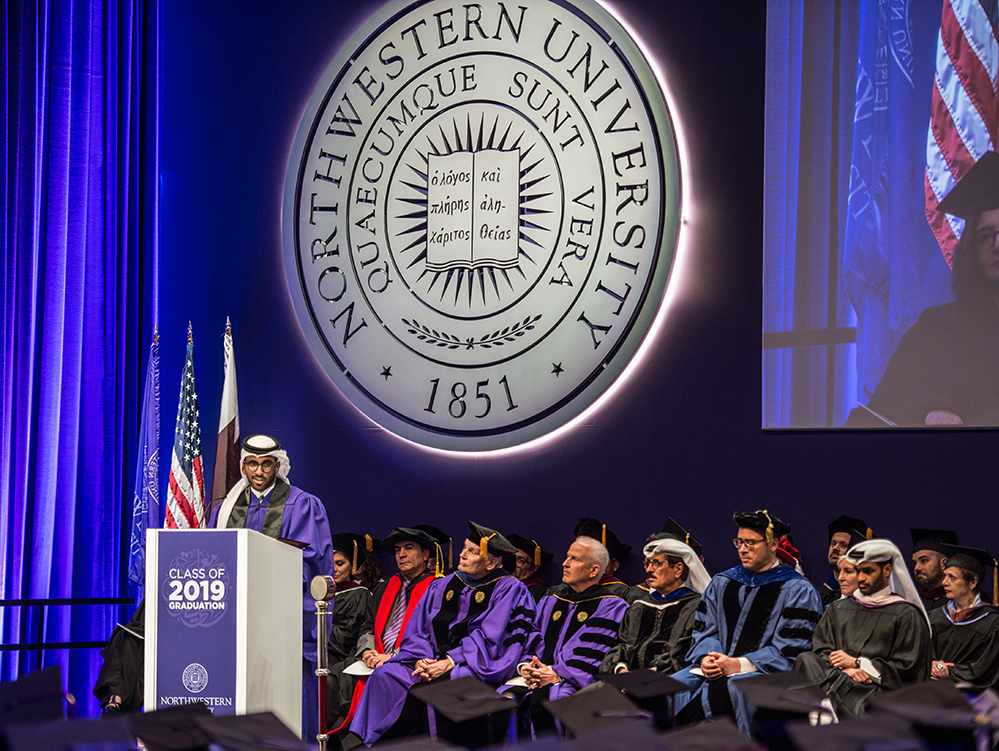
349, 569, 536, 746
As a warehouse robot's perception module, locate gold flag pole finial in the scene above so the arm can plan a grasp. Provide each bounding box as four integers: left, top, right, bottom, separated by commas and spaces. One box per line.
187, 322, 193, 343
153, 323, 159, 344
225, 316, 231, 336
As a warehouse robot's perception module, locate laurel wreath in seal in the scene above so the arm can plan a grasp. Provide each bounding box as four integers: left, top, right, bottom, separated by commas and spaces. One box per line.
402, 314, 542, 350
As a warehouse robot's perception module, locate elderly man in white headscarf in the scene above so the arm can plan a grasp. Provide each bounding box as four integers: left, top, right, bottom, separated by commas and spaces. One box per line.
794, 538, 931, 718
207, 434, 334, 740
603, 537, 711, 676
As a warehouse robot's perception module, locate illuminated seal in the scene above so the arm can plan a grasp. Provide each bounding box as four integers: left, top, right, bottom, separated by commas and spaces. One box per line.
182, 663, 209, 694
284, 0, 681, 451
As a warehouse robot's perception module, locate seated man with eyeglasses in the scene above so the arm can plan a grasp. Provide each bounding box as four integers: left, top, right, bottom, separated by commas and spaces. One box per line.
602, 536, 711, 677
671, 510, 822, 733
208, 433, 335, 739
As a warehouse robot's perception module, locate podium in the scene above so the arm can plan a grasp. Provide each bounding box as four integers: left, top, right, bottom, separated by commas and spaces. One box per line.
144, 529, 302, 736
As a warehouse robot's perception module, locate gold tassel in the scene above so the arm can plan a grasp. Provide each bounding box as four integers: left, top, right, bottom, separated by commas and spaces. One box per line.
480, 532, 496, 559
447, 539, 453, 570
365, 533, 373, 552
601, 524, 607, 547
685, 533, 690, 545
435, 543, 443, 577
352, 540, 358, 574
761, 510, 774, 545
532, 540, 541, 568
866, 527, 873, 539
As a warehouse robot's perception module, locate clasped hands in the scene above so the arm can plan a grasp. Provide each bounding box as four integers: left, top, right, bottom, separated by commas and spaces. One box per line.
700, 652, 741, 681
828, 650, 872, 684
519, 656, 561, 689
360, 650, 391, 669
412, 656, 453, 682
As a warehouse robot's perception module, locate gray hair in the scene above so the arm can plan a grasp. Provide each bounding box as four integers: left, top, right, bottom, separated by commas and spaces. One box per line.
575, 535, 610, 577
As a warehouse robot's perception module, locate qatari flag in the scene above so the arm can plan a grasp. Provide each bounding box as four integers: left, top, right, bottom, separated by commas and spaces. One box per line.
211, 318, 240, 502
166, 324, 205, 529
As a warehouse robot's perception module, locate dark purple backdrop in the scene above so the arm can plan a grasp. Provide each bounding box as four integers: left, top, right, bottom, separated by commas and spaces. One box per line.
156, 0, 999, 588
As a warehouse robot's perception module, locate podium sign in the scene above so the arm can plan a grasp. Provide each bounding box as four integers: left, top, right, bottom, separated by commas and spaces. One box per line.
145, 529, 302, 735
151, 530, 238, 711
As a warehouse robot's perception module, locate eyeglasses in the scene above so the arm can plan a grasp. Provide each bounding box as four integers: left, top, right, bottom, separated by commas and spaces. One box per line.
974, 229, 999, 252
732, 538, 763, 550
644, 558, 667, 570
244, 459, 276, 471
514, 556, 532, 567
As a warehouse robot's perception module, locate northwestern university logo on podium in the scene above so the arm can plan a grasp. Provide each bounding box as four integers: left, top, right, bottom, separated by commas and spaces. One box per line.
283, 0, 682, 451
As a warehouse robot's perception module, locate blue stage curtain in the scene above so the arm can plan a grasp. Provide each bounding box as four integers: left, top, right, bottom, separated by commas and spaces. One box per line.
1, 0, 158, 717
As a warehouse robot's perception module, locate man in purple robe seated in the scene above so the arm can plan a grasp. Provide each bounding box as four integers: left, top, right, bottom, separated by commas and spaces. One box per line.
208, 434, 334, 740
501, 535, 629, 739
345, 522, 536, 747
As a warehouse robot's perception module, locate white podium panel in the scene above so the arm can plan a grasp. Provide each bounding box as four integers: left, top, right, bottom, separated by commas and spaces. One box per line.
145, 529, 302, 736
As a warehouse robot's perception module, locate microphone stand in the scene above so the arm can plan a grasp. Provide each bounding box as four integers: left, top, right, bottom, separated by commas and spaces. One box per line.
311, 576, 336, 750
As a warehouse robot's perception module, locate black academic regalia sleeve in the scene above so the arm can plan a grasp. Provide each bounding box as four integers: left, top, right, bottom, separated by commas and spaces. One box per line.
328, 587, 374, 664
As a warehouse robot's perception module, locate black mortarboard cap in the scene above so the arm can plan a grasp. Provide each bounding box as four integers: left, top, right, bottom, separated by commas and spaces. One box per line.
659, 716, 762, 750
867, 679, 998, 746
827, 515, 870, 541
734, 671, 828, 716
409, 675, 516, 748
660, 518, 702, 558
506, 533, 554, 567
910, 528, 959, 555
785, 713, 924, 751
376, 737, 465, 750
936, 151, 999, 219
0, 666, 64, 727
127, 702, 212, 751
409, 675, 516, 725
415, 524, 453, 570
380, 526, 438, 553
942, 543, 995, 579
3, 715, 137, 751
572, 518, 632, 561
559, 721, 671, 749
733, 510, 790, 541
466, 521, 518, 561
543, 683, 650, 737
599, 669, 688, 701
190, 711, 312, 751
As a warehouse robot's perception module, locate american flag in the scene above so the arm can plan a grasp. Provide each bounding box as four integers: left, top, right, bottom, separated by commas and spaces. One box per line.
166, 325, 205, 528
924, 0, 999, 267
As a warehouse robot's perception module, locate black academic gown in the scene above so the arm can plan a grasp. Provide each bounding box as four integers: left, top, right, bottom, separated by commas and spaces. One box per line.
601, 587, 699, 674
930, 602, 999, 689
794, 597, 931, 717
328, 582, 372, 664
92, 601, 145, 712
846, 301, 999, 427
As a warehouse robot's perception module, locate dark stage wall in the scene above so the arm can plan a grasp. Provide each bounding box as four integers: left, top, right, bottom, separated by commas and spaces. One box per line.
157, 0, 999, 585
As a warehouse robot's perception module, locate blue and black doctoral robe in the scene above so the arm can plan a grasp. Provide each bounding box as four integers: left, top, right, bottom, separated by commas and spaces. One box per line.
672, 564, 822, 733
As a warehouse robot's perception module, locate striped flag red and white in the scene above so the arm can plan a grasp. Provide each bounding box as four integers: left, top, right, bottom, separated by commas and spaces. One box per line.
166, 324, 206, 528
210, 318, 240, 502
925, 0, 999, 267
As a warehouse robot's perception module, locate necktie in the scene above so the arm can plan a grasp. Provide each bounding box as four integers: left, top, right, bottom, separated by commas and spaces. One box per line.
381, 581, 408, 650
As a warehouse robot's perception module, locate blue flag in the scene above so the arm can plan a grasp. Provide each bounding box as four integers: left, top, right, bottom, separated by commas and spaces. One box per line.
844, 0, 952, 403
128, 335, 161, 604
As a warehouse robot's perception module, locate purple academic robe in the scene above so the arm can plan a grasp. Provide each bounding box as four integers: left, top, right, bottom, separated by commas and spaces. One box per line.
208, 479, 334, 741
349, 569, 536, 746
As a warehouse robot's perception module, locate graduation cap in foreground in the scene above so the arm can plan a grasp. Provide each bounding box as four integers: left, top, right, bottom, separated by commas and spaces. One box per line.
572, 518, 632, 561
600, 669, 689, 730
910, 528, 959, 555
409, 675, 517, 749
127, 702, 212, 751
659, 716, 763, 750
785, 713, 924, 751
506, 533, 554, 568
734, 671, 832, 749
867, 678, 999, 732
190, 711, 311, 751
3, 715, 137, 751
936, 151, 999, 219
543, 683, 650, 738
0, 666, 65, 729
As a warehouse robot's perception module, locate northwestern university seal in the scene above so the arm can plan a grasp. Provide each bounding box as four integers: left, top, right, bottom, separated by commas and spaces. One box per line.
283, 0, 681, 451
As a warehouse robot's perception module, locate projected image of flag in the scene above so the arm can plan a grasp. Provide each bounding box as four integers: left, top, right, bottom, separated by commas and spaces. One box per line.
166, 325, 205, 529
